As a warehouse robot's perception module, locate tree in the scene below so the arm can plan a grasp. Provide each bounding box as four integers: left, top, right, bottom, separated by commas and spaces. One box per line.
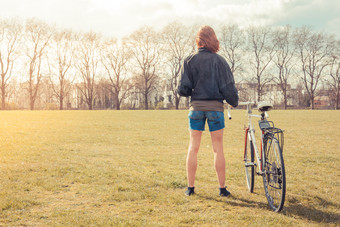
127, 26, 160, 110
294, 27, 333, 109
326, 39, 340, 109
49, 29, 75, 110
272, 25, 296, 109
162, 22, 195, 109
75, 31, 101, 110
101, 38, 132, 110
219, 24, 245, 76
0, 19, 22, 110
24, 18, 53, 110
246, 26, 275, 102
95, 78, 114, 109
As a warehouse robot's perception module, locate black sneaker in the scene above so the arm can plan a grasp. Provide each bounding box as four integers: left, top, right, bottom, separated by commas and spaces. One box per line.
185, 187, 195, 196
219, 187, 231, 197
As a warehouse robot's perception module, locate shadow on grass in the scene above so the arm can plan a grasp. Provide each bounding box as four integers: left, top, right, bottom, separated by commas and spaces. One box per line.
196, 194, 340, 224
282, 196, 340, 224
196, 193, 268, 210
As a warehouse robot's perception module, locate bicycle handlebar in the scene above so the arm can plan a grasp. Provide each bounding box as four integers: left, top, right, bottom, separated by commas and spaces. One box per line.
239, 101, 255, 105
227, 101, 268, 121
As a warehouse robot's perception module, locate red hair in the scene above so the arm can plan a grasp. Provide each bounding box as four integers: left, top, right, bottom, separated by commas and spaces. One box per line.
196, 25, 220, 53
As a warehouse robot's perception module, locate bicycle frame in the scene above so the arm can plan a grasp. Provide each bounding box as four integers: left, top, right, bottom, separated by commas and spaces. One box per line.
240, 102, 267, 175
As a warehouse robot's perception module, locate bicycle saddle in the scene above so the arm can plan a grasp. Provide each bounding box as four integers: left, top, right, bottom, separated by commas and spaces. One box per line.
257, 102, 273, 112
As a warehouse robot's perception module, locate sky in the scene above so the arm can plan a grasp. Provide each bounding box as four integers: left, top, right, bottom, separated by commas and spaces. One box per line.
0, 0, 339, 38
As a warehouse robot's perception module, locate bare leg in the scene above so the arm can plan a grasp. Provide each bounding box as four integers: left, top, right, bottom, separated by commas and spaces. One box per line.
186, 130, 203, 187
210, 129, 225, 188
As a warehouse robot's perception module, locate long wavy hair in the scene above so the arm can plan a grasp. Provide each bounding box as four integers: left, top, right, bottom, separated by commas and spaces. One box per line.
196, 25, 220, 53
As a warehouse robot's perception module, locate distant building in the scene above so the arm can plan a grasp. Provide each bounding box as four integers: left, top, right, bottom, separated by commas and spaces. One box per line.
236, 82, 308, 108
313, 89, 332, 109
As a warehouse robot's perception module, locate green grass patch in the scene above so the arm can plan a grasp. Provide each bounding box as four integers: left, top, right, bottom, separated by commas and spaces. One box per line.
0, 110, 339, 226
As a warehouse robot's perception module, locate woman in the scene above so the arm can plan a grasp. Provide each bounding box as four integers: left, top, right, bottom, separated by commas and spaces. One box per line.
177, 25, 238, 196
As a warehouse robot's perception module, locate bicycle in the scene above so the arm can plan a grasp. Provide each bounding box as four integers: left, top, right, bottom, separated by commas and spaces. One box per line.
228, 102, 286, 212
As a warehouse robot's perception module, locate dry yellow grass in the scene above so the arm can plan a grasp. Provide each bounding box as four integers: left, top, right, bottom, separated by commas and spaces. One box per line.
0, 110, 339, 226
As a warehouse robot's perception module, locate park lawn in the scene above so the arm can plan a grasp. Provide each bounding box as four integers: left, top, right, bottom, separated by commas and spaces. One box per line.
0, 109, 339, 226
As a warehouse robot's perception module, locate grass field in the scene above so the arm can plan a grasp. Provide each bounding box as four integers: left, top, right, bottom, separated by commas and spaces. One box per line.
0, 109, 339, 226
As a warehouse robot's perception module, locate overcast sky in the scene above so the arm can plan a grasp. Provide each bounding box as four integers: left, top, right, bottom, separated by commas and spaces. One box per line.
0, 0, 339, 38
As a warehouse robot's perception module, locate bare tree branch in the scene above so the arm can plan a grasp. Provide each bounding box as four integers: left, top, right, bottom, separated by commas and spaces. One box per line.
247, 26, 276, 102
272, 25, 296, 109
127, 26, 160, 109
0, 18, 22, 110
219, 24, 245, 76
101, 38, 132, 110
161, 22, 196, 109
25, 18, 53, 110
294, 27, 333, 109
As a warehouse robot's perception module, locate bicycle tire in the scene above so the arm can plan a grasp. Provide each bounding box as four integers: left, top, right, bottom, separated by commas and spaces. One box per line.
262, 134, 286, 212
244, 131, 255, 193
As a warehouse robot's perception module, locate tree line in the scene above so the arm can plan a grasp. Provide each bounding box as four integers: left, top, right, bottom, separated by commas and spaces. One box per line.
0, 18, 339, 110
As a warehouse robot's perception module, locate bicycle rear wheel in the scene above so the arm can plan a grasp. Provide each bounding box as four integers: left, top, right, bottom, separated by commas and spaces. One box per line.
244, 131, 255, 192
262, 135, 286, 212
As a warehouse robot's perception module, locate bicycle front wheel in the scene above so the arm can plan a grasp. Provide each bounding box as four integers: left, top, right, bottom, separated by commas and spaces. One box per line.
244, 131, 255, 192
262, 135, 286, 212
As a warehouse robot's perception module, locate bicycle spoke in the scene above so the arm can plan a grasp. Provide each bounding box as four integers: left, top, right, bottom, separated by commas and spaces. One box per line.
263, 136, 286, 212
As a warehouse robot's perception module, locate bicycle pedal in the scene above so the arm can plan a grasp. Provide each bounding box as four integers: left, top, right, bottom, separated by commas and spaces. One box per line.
256, 171, 265, 176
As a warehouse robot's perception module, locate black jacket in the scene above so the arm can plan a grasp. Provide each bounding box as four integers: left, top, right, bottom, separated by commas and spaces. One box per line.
177, 48, 239, 107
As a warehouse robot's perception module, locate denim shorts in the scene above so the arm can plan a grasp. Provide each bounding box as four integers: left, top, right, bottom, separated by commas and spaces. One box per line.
188, 111, 225, 132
